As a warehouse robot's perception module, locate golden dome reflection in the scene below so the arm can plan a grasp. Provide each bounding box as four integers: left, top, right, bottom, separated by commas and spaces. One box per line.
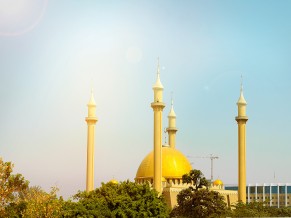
135, 147, 192, 181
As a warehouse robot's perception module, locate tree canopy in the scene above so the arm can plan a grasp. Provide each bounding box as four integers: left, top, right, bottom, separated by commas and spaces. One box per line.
62, 181, 170, 217
3, 159, 291, 217
181, 169, 209, 191
229, 201, 291, 217
0, 158, 29, 217
171, 169, 228, 218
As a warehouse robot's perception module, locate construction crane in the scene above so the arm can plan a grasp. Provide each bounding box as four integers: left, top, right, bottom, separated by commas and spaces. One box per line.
187, 154, 219, 181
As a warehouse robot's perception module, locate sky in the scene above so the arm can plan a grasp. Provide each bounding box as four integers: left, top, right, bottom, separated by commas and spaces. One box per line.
1, 0, 291, 199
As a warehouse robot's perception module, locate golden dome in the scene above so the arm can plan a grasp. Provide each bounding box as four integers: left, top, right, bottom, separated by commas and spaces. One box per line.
109, 179, 118, 184
213, 179, 223, 186
135, 147, 192, 180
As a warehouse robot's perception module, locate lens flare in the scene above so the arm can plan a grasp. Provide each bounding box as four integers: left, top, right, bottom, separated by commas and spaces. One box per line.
0, 0, 48, 36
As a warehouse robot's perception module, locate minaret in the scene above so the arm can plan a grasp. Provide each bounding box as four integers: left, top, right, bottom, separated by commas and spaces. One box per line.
85, 90, 98, 192
235, 78, 248, 203
151, 59, 165, 194
166, 97, 178, 149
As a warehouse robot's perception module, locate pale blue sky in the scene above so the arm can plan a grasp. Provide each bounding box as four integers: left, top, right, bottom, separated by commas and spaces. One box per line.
1, 0, 291, 198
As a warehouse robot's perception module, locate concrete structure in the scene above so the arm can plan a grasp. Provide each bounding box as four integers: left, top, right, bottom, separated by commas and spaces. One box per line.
226, 183, 291, 208
235, 81, 248, 203
85, 90, 98, 192
151, 59, 165, 194
211, 180, 238, 207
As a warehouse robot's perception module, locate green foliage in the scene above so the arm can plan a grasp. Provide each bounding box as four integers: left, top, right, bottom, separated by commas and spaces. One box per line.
0, 157, 29, 217
171, 169, 228, 218
181, 169, 209, 191
20, 186, 63, 217
171, 189, 227, 218
229, 201, 271, 217
0, 158, 63, 218
62, 180, 170, 217
229, 201, 291, 217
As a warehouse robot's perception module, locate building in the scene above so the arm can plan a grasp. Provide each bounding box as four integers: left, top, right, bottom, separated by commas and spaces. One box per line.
225, 183, 291, 208
135, 61, 193, 208
85, 61, 245, 208
134, 61, 238, 208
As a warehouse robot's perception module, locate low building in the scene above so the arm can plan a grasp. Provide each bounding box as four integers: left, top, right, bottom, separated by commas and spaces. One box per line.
225, 183, 291, 207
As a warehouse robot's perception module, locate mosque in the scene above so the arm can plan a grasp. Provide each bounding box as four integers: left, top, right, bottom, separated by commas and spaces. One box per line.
84, 61, 248, 208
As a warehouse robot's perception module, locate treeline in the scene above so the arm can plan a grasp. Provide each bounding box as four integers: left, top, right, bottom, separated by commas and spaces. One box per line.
1, 158, 291, 217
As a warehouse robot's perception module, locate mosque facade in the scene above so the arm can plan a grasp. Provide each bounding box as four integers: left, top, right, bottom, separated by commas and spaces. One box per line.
85, 61, 250, 208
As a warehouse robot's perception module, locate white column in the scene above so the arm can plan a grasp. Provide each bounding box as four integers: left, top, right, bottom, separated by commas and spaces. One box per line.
277, 184, 280, 208
263, 184, 265, 203
248, 185, 250, 203
255, 184, 257, 201
270, 185, 272, 207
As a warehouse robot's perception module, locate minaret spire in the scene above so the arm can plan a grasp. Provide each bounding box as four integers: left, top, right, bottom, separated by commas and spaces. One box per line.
240, 75, 243, 93
153, 57, 164, 92
85, 90, 98, 192
235, 77, 248, 203
151, 58, 165, 194
167, 93, 177, 149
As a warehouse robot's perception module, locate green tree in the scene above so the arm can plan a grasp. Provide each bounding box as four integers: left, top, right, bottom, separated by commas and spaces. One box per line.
229, 201, 271, 217
0, 157, 29, 217
62, 180, 170, 218
229, 201, 291, 217
182, 169, 209, 191
171, 169, 228, 218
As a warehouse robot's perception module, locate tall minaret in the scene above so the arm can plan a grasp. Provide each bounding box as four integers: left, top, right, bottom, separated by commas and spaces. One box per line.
235, 79, 248, 203
85, 90, 98, 192
166, 97, 178, 149
151, 59, 165, 194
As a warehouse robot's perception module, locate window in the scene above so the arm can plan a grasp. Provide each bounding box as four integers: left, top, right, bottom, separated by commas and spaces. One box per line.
265, 186, 270, 194
250, 186, 256, 194
280, 186, 286, 194
257, 186, 263, 193
272, 186, 278, 194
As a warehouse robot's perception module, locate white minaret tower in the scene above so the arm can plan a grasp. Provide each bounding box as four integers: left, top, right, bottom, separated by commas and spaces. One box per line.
85, 90, 98, 192
166, 97, 178, 149
151, 59, 165, 194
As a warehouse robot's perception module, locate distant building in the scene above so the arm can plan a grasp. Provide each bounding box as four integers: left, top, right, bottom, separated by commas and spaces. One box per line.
225, 183, 291, 207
